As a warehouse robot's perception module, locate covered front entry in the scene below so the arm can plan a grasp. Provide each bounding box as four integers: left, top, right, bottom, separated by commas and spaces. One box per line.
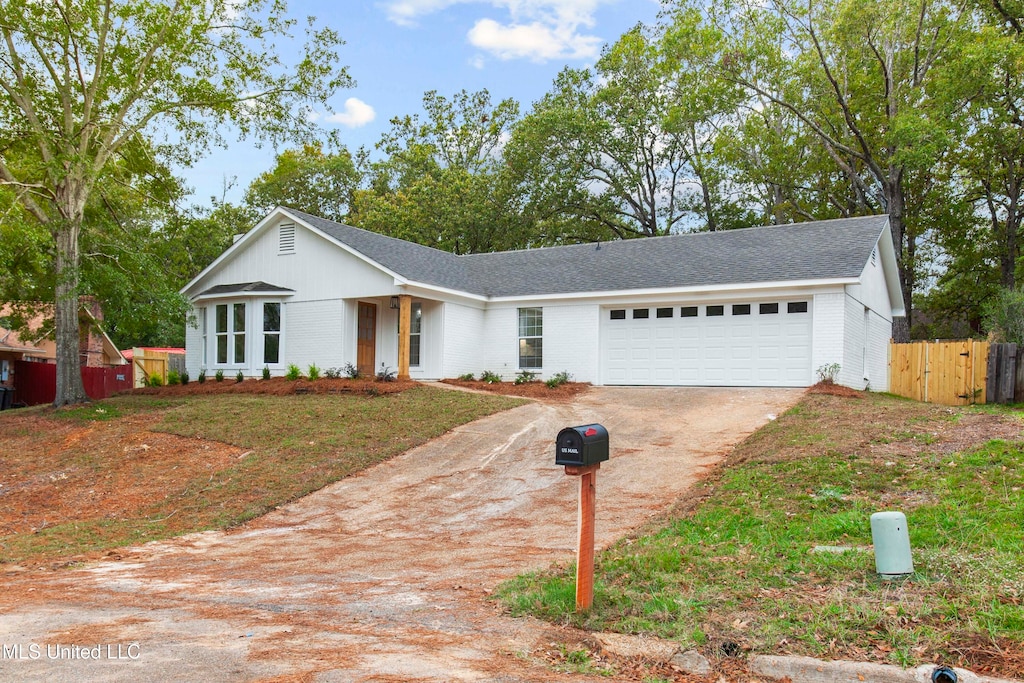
357, 302, 377, 377
600, 300, 813, 386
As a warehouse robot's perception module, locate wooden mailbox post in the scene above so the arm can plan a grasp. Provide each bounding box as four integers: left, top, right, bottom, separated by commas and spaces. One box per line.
556, 424, 609, 611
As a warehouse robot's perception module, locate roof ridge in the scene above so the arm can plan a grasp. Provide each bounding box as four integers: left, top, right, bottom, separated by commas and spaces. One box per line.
459, 214, 890, 260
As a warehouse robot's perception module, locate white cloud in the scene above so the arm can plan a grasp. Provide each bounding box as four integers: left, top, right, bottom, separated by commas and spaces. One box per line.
382, 0, 609, 62
467, 17, 600, 61
469, 54, 487, 69
325, 98, 377, 128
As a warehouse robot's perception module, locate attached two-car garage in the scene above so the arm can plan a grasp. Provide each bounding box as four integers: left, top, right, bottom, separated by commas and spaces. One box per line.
600, 299, 814, 387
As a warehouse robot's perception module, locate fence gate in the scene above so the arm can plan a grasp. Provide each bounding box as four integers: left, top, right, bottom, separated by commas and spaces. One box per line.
131, 347, 169, 387
889, 340, 989, 406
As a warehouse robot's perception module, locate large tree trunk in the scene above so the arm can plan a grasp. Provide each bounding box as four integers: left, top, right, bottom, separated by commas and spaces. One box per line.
52, 214, 90, 407
885, 176, 913, 343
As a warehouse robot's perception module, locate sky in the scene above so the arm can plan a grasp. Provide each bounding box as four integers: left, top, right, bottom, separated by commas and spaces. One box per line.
183, 0, 662, 206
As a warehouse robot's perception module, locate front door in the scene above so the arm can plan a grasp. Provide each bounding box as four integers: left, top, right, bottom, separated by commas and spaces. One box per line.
357, 302, 377, 377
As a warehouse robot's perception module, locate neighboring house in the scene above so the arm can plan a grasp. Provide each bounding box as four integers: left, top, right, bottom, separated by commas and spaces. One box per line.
181, 207, 904, 390
0, 326, 47, 389
0, 299, 127, 369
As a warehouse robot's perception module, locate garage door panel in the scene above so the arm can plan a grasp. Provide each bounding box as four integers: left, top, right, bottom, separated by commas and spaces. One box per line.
602, 301, 813, 386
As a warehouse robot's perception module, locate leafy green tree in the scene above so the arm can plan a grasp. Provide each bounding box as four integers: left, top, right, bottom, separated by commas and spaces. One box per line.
983, 287, 1024, 343
675, 0, 969, 340
0, 0, 349, 405
351, 90, 524, 254
244, 143, 360, 222
507, 29, 697, 239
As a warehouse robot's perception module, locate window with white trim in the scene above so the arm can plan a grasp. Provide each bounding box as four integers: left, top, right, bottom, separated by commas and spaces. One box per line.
263, 302, 281, 364
200, 306, 208, 366
214, 302, 246, 365
518, 307, 543, 369
410, 302, 422, 367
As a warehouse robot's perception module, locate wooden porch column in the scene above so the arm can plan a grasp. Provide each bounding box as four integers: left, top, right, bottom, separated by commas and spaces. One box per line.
397, 294, 412, 380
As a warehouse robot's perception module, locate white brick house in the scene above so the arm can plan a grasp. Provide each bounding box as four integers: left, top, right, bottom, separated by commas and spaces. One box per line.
181, 208, 904, 390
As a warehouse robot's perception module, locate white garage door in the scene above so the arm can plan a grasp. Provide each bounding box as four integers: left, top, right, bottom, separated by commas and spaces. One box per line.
600, 300, 813, 386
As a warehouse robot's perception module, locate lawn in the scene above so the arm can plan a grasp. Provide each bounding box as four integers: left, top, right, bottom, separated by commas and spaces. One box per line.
498, 392, 1024, 678
0, 385, 524, 567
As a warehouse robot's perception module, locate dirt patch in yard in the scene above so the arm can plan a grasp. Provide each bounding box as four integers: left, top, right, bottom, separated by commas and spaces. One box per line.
0, 411, 243, 565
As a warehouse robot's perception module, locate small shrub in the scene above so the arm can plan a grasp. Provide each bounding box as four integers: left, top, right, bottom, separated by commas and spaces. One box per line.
262, 366, 271, 380
307, 364, 321, 381
214, 369, 224, 382
166, 369, 181, 386
457, 372, 475, 381
323, 366, 342, 379
376, 363, 397, 382
236, 370, 244, 383
816, 363, 841, 384
285, 364, 302, 381
342, 362, 360, 379
480, 370, 502, 384
197, 370, 206, 384
514, 370, 538, 385
545, 371, 572, 389
181, 370, 190, 386
147, 373, 164, 387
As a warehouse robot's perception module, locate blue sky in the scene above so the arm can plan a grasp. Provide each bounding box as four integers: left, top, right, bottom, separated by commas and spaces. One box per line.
183, 0, 662, 205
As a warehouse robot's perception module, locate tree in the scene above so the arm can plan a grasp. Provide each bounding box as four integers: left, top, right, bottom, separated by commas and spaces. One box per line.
0, 0, 349, 405
675, 0, 969, 340
244, 143, 360, 222
351, 90, 524, 254
507, 29, 699, 240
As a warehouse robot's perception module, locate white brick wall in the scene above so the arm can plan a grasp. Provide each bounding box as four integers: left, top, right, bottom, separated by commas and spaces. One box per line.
811, 291, 845, 383
283, 300, 345, 373
543, 304, 600, 383
442, 303, 485, 379
482, 306, 518, 380
184, 306, 204, 377
479, 303, 599, 382
842, 295, 867, 389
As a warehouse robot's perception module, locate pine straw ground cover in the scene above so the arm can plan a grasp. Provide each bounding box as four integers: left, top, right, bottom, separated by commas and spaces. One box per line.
498, 391, 1024, 679
0, 386, 523, 568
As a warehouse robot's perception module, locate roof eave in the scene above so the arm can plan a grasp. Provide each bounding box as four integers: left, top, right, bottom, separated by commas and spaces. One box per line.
193, 289, 296, 303
485, 277, 859, 303
876, 220, 906, 317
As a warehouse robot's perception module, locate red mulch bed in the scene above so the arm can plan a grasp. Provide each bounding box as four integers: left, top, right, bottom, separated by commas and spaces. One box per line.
806, 380, 863, 398
440, 378, 589, 401
131, 376, 416, 397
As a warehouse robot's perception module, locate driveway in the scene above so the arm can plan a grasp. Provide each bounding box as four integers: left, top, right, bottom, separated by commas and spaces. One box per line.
0, 386, 801, 682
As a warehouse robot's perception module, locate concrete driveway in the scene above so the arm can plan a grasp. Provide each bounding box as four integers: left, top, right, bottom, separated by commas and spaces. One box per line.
0, 386, 801, 682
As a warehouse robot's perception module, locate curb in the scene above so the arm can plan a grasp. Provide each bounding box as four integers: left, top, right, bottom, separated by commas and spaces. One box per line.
750, 655, 1020, 683
591, 633, 1021, 683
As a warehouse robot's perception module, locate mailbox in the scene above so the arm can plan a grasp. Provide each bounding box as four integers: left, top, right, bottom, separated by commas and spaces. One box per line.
556, 424, 609, 466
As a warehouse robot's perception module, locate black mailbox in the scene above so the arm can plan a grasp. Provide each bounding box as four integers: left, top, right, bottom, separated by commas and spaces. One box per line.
556, 424, 609, 466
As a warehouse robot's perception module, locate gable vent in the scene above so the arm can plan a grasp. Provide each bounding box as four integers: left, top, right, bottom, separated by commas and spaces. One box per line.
279, 224, 296, 255
871, 247, 877, 267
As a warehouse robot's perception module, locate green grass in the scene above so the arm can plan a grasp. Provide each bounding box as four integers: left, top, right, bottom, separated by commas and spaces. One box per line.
497, 393, 1024, 675
1, 386, 524, 564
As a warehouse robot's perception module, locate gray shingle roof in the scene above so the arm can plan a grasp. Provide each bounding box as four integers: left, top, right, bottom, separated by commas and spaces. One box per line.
285, 208, 889, 298
198, 281, 295, 296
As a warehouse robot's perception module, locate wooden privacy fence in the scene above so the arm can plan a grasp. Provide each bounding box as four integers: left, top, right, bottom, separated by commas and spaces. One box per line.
889, 340, 989, 406
13, 360, 133, 407
985, 343, 1024, 404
